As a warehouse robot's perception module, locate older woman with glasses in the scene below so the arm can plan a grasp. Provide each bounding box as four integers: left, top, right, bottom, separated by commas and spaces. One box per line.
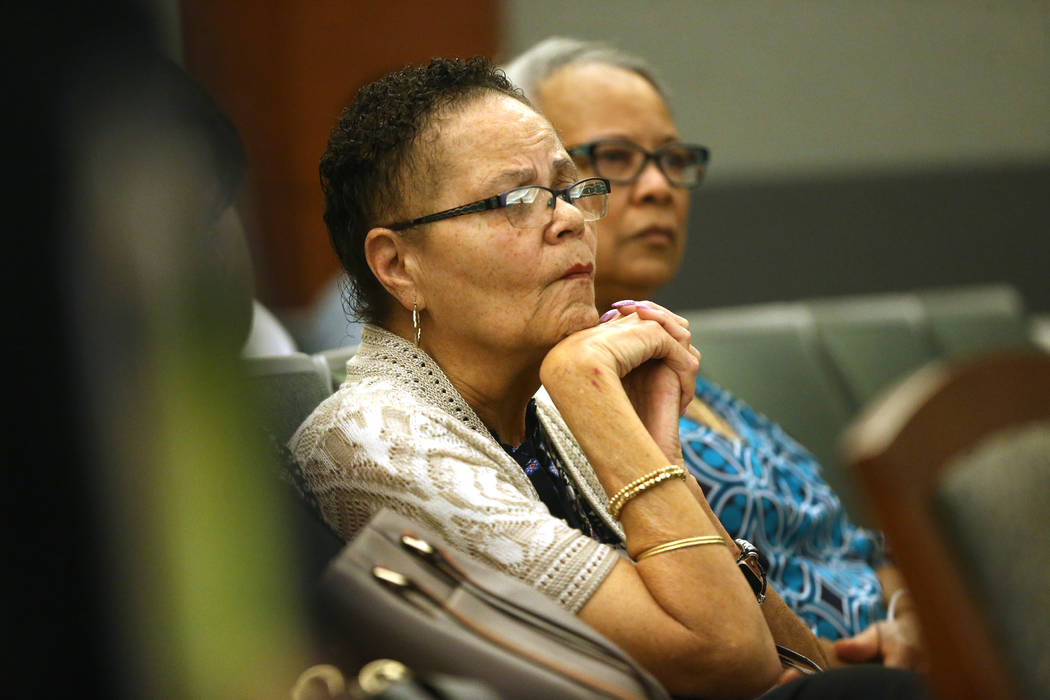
503, 37, 924, 672
291, 55, 866, 699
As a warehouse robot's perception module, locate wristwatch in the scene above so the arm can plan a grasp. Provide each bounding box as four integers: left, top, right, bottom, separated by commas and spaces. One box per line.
734, 538, 767, 604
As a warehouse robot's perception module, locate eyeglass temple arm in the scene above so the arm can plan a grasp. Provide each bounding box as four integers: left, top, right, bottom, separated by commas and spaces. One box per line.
388, 195, 502, 231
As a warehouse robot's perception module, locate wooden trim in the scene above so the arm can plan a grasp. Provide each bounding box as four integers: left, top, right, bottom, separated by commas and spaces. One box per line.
179, 1, 499, 309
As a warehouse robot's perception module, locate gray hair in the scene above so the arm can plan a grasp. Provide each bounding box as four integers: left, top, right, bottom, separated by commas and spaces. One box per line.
502, 36, 670, 105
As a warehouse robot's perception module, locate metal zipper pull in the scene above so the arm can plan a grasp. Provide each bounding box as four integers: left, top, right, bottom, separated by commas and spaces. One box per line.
372, 565, 440, 617
401, 533, 463, 584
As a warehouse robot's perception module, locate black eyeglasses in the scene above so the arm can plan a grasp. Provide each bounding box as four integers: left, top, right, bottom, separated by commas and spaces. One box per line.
567, 140, 710, 188
386, 177, 611, 231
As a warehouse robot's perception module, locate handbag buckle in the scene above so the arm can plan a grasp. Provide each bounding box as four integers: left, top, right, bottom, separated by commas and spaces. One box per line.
372, 565, 411, 589
401, 534, 434, 555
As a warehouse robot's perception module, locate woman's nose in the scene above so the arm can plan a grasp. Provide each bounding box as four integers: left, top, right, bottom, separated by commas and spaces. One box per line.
546, 195, 586, 242
632, 159, 673, 202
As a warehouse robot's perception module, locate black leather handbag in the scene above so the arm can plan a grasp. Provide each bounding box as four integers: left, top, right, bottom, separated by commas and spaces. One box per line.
317, 508, 670, 700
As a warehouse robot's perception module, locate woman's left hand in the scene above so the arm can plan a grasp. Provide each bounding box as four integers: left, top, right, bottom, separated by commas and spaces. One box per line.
598, 301, 700, 465
598, 301, 699, 414
832, 613, 926, 670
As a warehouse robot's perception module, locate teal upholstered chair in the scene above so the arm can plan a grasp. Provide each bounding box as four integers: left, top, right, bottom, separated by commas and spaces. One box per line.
916, 283, 1034, 358
244, 352, 334, 452
808, 292, 938, 410
936, 422, 1050, 700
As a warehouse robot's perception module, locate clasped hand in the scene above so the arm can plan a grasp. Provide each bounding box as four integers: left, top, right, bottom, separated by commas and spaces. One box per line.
541, 300, 700, 465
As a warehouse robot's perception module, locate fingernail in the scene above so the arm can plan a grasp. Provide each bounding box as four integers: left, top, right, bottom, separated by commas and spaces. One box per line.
611, 299, 635, 308
599, 309, 619, 323
635, 301, 653, 308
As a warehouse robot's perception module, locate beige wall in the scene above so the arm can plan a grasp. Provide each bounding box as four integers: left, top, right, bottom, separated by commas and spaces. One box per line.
502, 0, 1050, 184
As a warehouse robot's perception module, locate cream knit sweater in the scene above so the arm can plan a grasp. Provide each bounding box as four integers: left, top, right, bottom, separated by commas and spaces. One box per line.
290, 324, 624, 612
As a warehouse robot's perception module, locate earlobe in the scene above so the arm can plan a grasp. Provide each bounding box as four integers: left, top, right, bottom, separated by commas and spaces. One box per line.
364, 227, 421, 311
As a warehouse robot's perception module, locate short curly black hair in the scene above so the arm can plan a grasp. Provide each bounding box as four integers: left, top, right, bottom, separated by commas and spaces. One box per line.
320, 56, 528, 325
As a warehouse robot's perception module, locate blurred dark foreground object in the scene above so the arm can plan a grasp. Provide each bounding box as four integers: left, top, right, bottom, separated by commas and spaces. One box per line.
843, 349, 1050, 700
8, 3, 315, 695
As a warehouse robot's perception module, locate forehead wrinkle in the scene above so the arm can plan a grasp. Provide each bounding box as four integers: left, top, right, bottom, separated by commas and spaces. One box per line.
480, 152, 577, 196
552, 156, 578, 184
480, 165, 538, 193
437, 95, 569, 200
591, 133, 681, 148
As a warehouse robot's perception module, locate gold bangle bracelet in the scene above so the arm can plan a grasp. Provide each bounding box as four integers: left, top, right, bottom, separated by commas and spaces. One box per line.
634, 535, 727, 562
608, 465, 681, 506
608, 468, 686, 519
607, 465, 687, 519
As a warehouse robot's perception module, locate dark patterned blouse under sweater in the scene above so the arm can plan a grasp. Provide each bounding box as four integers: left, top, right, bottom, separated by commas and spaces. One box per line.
495, 399, 621, 546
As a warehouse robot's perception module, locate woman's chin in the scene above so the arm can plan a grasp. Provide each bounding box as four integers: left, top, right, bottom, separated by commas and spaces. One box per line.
609, 253, 682, 290
571, 304, 601, 334
549, 302, 600, 342
637, 260, 681, 288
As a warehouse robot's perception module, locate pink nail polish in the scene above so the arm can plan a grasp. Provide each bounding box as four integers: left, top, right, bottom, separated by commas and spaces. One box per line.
611, 299, 635, 308
599, 309, 618, 323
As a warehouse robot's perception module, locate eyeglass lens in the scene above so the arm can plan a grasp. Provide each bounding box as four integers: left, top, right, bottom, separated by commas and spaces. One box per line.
589, 142, 706, 187
504, 180, 608, 228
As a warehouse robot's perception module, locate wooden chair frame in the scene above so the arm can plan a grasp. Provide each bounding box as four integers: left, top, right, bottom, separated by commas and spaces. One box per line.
842, 349, 1050, 700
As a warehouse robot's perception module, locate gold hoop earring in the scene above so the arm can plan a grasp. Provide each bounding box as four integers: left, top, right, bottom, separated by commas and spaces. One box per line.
412, 302, 421, 347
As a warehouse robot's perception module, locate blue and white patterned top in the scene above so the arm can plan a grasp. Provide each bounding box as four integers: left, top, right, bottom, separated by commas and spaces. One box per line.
681, 376, 886, 639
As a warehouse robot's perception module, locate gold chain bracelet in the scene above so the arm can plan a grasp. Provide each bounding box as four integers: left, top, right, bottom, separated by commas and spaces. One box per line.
607, 465, 687, 519
634, 535, 727, 562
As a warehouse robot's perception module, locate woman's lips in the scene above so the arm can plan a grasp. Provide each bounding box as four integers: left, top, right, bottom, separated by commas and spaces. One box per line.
560, 262, 594, 280
633, 226, 675, 246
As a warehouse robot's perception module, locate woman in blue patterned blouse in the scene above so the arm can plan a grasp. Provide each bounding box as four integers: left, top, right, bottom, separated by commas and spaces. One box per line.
505, 37, 923, 671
